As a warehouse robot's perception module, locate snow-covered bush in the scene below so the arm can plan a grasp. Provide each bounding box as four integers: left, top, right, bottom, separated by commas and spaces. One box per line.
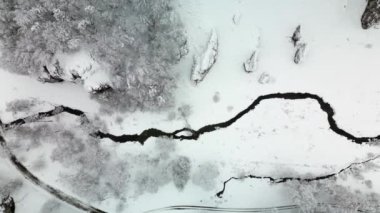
5, 99, 37, 114
5, 99, 43, 116
290, 25, 307, 64
6, 124, 53, 151
169, 156, 192, 190
0, 178, 22, 200
177, 104, 192, 119
0, 0, 187, 111
191, 162, 220, 191
39, 200, 61, 213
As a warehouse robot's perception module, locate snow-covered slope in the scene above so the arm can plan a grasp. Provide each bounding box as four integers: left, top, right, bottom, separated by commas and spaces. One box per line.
2, 0, 380, 213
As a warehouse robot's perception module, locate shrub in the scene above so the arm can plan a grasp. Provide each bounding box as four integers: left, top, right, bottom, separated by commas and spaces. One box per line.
169, 156, 191, 190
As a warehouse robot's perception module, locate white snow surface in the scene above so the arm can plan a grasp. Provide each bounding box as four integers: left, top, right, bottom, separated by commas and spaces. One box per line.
1, 0, 380, 213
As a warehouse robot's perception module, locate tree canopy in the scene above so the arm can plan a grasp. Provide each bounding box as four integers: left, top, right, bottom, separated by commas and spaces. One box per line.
0, 0, 187, 111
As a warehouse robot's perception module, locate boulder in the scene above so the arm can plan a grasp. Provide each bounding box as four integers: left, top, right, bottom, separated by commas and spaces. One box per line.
191, 30, 218, 84
361, 0, 380, 29
291, 25, 301, 46
243, 51, 259, 73
294, 43, 307, 64
0, 196, 15, 213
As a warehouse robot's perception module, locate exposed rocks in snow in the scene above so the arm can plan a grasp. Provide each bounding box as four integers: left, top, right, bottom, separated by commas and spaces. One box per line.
54, 51, 112, 91
191, 30, 218, 84
232, 12, 241, 25
290, 25, 307, 64
0, 196, 15, 213
258, 72, 275, 84
294, 43, 307, 64
361, 0, 380, 29
191, 57, 202, 84
244, 51, 259, 73
90, 84, 113, 94
244, 36, 261, 73
70, 72, 81, 81
178, 40, 189, 60
291, 25, 301, 47
38, 65, 64, 83
37, 50, 113, 91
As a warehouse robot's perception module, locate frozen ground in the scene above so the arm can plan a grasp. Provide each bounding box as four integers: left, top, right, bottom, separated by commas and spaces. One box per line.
2, 0, 380, 212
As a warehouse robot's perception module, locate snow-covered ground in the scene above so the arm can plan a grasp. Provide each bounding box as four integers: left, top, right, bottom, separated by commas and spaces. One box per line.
2, 0, 380, 212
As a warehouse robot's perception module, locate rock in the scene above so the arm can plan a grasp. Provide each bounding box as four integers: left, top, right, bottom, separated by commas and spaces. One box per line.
213, 92, 220, 103
177, 39, 189, 60
294, 43, 307, 64
361, 0, 380, 29
258, 72, 275, 84
0, 196, 15, 213
244, 36, 261, 73
38, 65, 64, 83
232, 12, 241, 25
54, 50, 112, 91
90, 84, 113, 94
191, 30, 218, 84
243, 51, 259, 73
291, 25, 301, 46
290, 25, 307, 64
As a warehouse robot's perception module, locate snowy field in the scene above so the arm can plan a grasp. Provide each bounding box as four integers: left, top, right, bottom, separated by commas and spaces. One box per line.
1, 0, 380, 212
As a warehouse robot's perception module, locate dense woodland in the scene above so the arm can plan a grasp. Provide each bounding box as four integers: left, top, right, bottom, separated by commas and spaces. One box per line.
0, 0, 187, 112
